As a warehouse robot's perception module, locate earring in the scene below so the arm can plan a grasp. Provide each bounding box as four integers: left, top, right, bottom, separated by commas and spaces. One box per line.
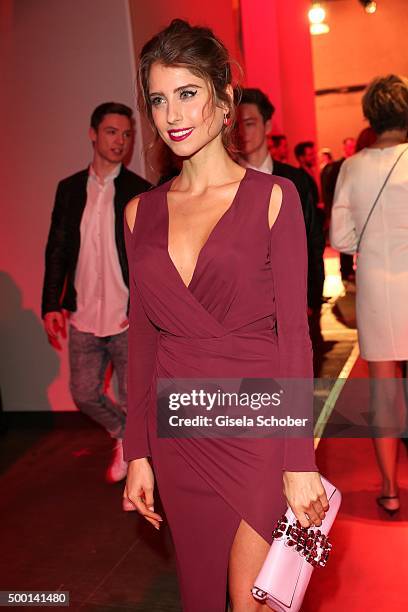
223, 112, 229, 126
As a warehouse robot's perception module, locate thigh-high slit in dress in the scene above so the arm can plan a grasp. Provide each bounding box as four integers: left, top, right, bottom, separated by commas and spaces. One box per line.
123, 168, 317, 611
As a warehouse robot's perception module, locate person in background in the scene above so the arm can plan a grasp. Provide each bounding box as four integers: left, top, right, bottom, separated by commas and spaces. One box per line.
355, 126, 377, 151
343, 136, 356, 158
294, 141, 320, 210
319, 147, 333, 171
331, 74, 408, 516
42, 102, 151, 483
269, 133, 289, 163
320, 134, 364, 287
321, 143, 353, 281
237, 88, 325, 360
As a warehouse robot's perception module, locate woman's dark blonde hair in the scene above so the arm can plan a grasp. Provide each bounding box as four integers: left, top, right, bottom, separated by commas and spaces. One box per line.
362, 74, 408, 135
138, 19, 240, 151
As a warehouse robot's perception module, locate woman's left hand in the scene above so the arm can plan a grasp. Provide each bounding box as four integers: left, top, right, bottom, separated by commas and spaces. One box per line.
283, 471, 329, 528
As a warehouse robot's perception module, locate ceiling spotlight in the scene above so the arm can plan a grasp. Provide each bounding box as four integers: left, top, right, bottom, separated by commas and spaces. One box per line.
359, 1, 377, 13
308, 3, 330, 35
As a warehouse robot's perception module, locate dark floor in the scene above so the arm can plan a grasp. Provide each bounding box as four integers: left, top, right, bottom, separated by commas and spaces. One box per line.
0, 282, 364, 611
1, 420, 180, 611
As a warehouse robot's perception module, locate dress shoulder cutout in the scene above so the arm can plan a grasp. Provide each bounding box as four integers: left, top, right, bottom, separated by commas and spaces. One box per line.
125, 196, 141, 234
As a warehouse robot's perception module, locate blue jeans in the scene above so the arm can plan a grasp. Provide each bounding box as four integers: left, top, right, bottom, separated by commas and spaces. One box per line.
68, 325, 127, 439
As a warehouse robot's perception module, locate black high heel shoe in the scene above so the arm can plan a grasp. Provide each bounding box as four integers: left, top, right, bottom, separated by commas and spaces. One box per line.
376, 495, 400, 516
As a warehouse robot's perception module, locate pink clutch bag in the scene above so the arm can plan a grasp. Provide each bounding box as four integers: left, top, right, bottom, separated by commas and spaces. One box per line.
252, 476, 341, 611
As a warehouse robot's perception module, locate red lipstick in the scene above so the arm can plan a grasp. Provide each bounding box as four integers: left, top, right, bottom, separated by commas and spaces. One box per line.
168, 128, 194, 142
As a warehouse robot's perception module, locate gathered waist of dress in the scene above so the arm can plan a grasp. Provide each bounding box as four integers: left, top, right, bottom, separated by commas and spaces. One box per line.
156, 316, 279, 379
159, 315, 276, 341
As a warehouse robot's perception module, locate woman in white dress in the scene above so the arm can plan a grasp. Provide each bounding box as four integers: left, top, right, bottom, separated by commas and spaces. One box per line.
331, 75, 408, 515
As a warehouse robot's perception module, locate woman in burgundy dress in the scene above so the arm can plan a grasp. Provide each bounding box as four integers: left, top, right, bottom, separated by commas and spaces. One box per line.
123, 19, 328, 612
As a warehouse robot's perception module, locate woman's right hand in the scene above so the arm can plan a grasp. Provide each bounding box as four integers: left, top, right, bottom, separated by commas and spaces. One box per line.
283, 471, 329, 528
123, 458, 163, 530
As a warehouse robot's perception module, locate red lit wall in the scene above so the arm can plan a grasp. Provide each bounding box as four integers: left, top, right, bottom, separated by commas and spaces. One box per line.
0, 0, 239, 412
240, 0, 317, 164
0, 0, 318, 413
312, 0, 408, 158
0, 0, 146, 412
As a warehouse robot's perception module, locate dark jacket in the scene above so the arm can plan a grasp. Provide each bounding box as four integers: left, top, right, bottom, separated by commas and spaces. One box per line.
273, 161, 315, 233
41, 165, 151, 317
321, 158, 344, 222
272, 160, 325, 308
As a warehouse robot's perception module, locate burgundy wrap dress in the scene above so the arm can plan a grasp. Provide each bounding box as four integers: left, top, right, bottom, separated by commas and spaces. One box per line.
123, 168, 317, 611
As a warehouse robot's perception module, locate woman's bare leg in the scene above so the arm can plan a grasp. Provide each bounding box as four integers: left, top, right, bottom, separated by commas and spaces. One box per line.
228, 519, 273, 612
368, 361, 403, 511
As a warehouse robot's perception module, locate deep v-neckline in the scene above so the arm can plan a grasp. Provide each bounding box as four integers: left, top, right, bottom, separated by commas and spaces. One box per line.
165, 169, 248, 290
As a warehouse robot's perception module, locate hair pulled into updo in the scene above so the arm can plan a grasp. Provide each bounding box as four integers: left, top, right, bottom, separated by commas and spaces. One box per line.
138, 19, 241, 151
362, 74, 408, 135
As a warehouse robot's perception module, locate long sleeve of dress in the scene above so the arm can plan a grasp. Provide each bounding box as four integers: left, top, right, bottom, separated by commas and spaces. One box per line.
270, 179, 317, 472
330, 160, 358, 254
123, 225, 159, 461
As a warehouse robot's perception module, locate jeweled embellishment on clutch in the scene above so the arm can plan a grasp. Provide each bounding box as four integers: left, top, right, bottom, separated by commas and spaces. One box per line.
272, 516, 333, 567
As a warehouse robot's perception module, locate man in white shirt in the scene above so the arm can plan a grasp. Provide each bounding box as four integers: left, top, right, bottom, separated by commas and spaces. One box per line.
42, 102, 151, 482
